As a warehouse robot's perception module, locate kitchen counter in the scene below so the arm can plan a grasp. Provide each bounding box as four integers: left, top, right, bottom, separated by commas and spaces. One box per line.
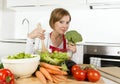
0, 39, 26, 43
78, 42, 120, 47
15, 76, 119, 84
98, 67, 120, 84
15, 76, 105, 84
102, 77, 118, 84
1, 39, 120, 47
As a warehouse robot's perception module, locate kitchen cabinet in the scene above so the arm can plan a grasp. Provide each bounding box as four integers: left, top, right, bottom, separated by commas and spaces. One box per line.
6, 0, 87, 10
7, 0, 86, 7
0, 41, 26, 58
6, 0, 58, 8
6, 0, 38, 7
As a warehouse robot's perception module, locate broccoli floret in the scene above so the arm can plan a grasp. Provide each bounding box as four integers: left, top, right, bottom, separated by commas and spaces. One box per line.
65, 30, 83, 44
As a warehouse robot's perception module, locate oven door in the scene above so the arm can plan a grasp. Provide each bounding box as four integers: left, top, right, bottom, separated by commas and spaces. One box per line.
84, 54, 120, 67
84, 45, 120, 67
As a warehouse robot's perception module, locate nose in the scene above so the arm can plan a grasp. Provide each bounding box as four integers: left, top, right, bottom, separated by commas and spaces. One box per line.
63, 23, 69, 28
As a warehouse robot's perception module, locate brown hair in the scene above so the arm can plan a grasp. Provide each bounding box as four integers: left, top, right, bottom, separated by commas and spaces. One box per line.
49, 8, 71, 29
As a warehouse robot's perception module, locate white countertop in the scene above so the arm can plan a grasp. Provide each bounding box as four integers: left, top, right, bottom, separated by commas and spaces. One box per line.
102, 77, 119, 84
0, 39, 26, 43
85, 42, 120, 46
1, 39, 120, 47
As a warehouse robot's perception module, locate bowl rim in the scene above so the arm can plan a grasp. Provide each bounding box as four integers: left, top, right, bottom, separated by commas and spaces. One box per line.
1, 54, 40, 63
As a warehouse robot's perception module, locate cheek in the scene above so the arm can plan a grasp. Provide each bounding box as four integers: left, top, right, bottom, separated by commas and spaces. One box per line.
54, 23, 59, 28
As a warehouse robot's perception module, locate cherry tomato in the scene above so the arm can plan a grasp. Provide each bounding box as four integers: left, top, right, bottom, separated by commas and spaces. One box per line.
73, 69, 86, 81
84, 67, 94, 73
71, 64, 80, 74
87, 70, 101, 82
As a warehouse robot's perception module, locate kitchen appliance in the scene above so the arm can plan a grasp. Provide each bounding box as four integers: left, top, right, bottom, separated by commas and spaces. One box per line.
83, 45, 120, 67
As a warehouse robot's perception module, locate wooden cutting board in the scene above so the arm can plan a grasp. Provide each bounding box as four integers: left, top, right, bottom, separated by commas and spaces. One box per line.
98, 67, 120, 78
97, 67, 120, 83
15, 77, 105, 84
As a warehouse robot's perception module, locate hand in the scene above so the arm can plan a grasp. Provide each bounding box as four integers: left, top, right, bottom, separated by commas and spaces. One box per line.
28, 28, 45, 39
67, 44, 76, 53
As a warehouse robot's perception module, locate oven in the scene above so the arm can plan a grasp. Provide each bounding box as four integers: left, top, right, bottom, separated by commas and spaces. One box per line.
83, 45, 120, 67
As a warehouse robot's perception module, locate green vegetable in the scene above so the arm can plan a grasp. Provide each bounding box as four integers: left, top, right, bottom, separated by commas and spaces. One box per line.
40, 52, 58, 64
0, 63, 4, 69
7, 52, 35, 59
39, 51, 69, 65
65, 30, 83, 45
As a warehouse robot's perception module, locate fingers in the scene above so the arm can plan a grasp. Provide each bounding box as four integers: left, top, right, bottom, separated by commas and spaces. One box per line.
37, 29, 46, 39
41, 29, 46, 34
37, 33, 45, 40
67, 45, 76, 53
28, 27, 46, 39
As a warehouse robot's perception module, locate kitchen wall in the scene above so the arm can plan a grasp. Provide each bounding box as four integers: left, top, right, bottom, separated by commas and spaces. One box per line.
1, 1, 120, 63
2, 3, 120, 43
1, 0, 16, 39
0, 0, 2, 37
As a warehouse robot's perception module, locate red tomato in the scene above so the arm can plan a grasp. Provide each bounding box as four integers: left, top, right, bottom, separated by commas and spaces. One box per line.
73, 69, 86, 81
87, 70, 101, 82
84, 67, 94, 73
71, 64, 80, 74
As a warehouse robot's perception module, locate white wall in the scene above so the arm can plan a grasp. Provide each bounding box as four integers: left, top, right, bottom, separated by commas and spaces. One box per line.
14, 8, 120, 43
0, 0, 3, 38
2, 4, 120, 43
0, 42, 26, 57
1, 0, 16, 39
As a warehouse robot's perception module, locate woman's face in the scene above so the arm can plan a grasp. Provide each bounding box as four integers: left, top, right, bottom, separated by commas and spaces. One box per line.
54, 15, 70, 34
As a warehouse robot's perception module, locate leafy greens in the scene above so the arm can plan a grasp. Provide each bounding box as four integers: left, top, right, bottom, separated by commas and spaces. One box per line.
65, 30, 83, 45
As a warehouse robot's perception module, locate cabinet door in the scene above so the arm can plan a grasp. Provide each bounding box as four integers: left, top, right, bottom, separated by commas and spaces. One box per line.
7, 0, 38, 7
38, 0, 57, 5
7, 0, 86, 7
0, 42, 26, 57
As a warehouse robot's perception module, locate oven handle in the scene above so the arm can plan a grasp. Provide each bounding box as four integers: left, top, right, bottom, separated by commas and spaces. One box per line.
100, 58, 120, 62
90, 57, 120, 67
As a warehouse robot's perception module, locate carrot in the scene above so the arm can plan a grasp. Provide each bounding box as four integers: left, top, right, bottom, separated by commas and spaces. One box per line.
53, 77, 58, 83
60, 70, 68, 75
51, 74, 59, 83
54, 65, 62, 69
46, 68, 62, 75
55, 75, 67, 80
40, 62, 61, 71
53, 75, 65, 82
39, 67, 53, 82
35, 71, 47, 84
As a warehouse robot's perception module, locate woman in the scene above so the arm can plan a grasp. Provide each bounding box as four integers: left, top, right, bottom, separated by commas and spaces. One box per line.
25, 8, 78, 62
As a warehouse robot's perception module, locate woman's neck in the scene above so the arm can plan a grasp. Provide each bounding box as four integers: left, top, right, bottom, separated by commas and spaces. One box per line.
51, 31, 63, 47
51, 31, 62, 39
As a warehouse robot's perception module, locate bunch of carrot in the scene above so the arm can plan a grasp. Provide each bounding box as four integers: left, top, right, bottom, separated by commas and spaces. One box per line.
35, 62, 68, 84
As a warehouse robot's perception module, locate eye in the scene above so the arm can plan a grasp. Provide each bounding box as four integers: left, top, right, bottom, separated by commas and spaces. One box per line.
59, 21, 64, 24
66, 21, 70, 24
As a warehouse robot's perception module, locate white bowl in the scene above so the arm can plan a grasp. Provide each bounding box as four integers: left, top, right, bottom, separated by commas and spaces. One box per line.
1, 54, 40, 78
